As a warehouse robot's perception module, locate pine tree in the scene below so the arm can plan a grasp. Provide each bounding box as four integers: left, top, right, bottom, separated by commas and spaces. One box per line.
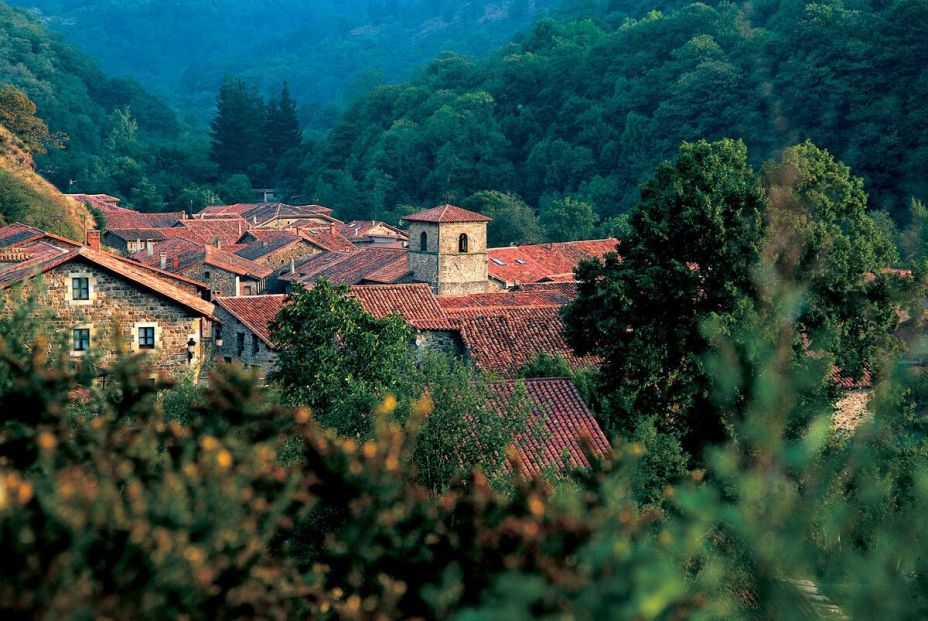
263, 82, 302, 183
210, 75, 265, 177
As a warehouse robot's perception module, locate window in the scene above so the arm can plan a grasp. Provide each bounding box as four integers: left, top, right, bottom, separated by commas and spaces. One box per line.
72, 328, 90, 352
203, 271, 211, 280
71, 277, 89, 301
419, 231, 428, 252
252, 334, 260, 356
242, 284, 254, 295
237, 332, 245, 357
138, 326, 156, 350
458, 233, 469, 253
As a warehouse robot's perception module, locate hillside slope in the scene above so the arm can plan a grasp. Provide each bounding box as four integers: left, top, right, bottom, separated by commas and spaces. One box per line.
0, 125, 87, 240
13, 0, 560, 121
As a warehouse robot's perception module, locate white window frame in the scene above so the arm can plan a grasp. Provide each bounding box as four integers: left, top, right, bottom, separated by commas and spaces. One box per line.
131, 322, 161, 352
70, 324, 94, 357
66, 271, 96, 306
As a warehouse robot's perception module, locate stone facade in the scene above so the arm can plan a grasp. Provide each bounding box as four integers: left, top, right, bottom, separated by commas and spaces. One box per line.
249, 241, 321, 293
212, 305, 278, 376
4, 258, 212, 373
407, 221, 489, 296
181, 263, 264, 297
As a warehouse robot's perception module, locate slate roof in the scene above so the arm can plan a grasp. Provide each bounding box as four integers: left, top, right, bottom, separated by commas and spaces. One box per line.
403, 204, 492, 224
488, 378, 611, 477
487, 239, 618, 285
215, 295, 288, 346
457, 307, 597, 376
0, 244, 215, 318
349, 284, 456, 331
103, 211, 185, 229
285, 247, 409, 287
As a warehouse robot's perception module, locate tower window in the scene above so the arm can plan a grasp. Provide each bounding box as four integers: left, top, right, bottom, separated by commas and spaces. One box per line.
458, 233, 469, 253
420, 231, 428, 252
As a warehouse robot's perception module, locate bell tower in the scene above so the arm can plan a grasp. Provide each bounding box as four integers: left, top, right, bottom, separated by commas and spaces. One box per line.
405, 204, 491, 296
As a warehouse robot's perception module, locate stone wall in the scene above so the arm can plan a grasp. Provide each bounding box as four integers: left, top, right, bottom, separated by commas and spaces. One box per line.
407, 221, 489, 295
212, 305, 278, 377
182, 264, 262, 297
253, 241, 321, 293
3, 258, 211, 374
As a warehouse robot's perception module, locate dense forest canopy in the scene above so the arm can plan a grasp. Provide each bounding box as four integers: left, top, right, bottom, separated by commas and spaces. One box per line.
12, 0, 562, 122
304, 0, 928, 225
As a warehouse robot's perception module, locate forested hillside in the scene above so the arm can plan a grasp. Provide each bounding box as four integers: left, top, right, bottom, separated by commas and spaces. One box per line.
13, 0, 561, 122
305, 0, 928, 225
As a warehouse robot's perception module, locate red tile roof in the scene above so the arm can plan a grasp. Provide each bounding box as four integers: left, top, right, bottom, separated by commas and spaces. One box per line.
337, 220, 408, 243
0, 243, 215, 318
457, 307, 597, 376
0, 223, 83, 250
488, 378, 611, 477
199, 203, 335, 225
438, 284, 577, 317
168, 216, 251, 247
104, 228, 167, 242
131, 239, 271, 279
103, 211, 185, 229
297, 226, 357, 253
349, 284, 456, 330
404, 204, 492, 224
487, 239, 618, 285
285, 247, 409, 287
66, 194, 124, 213
215, 295, 288, 346
234, 230, 303, 260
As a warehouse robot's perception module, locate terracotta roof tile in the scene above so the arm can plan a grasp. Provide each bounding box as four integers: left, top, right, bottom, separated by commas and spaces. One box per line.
487, 239, 618, 285
337, 220, 408, 243
458, 307, 597, 376
104, 228, 167, 242
199, 203, 335, 225
297, 226, 357, 253
131, 239, 271, 278
438, 284, 577, 316
66, 194, 124, 213
349, 284, 456, 330
167, 216, 251, 246
0, 223, 45, 248
234, 230, 303, 260
404, 204, 492, 224
488, 378, 611, 477
285, 247, 409, 287
215, 295, 289, 346
103, 211, 185, 229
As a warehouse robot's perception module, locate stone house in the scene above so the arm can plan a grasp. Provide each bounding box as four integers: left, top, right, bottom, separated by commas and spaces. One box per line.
404, 204, 492, 296
131, 238, 272, 298
102, 228, 166, 255
233, 228, 355, 293
213, 295, 288, 376
0, 234, 217, 374
336, 220, 409, 247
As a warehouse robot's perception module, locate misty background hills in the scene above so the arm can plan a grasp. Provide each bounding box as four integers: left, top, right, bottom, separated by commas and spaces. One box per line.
14, 0, 562, 122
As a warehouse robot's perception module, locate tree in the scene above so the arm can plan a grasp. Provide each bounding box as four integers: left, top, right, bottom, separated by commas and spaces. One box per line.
764, 141, 905, 379
264, 82, 302, 181
461, 190, 544, 247
268, 280, 414, 437
564, 139, 767, 452
540, 195, 598, 242
0, 85, 57, 155
209, 76, 265, 178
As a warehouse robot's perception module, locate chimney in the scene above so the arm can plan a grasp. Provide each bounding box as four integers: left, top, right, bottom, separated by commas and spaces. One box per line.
216, 239, 222, 249
86, 229, 101, 251
253, 215, 257, 225
290, 257, 296, 274
160, 252, 167, 269
173, 257, 180, 270
146, 239, 154, 257
330, 224, 337, 236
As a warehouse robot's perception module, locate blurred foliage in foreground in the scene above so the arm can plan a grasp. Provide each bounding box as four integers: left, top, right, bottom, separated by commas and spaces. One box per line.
2, 276, 928, 619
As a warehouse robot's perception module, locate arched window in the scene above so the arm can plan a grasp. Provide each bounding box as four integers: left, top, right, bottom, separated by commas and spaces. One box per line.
420, 231, 428, 252
458, 233, 469, 253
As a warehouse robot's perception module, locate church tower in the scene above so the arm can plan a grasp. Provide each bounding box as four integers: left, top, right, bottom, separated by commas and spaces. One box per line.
405, 204, 491, 296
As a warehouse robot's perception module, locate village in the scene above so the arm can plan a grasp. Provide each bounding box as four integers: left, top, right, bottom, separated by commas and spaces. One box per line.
0, 195, 624, 474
